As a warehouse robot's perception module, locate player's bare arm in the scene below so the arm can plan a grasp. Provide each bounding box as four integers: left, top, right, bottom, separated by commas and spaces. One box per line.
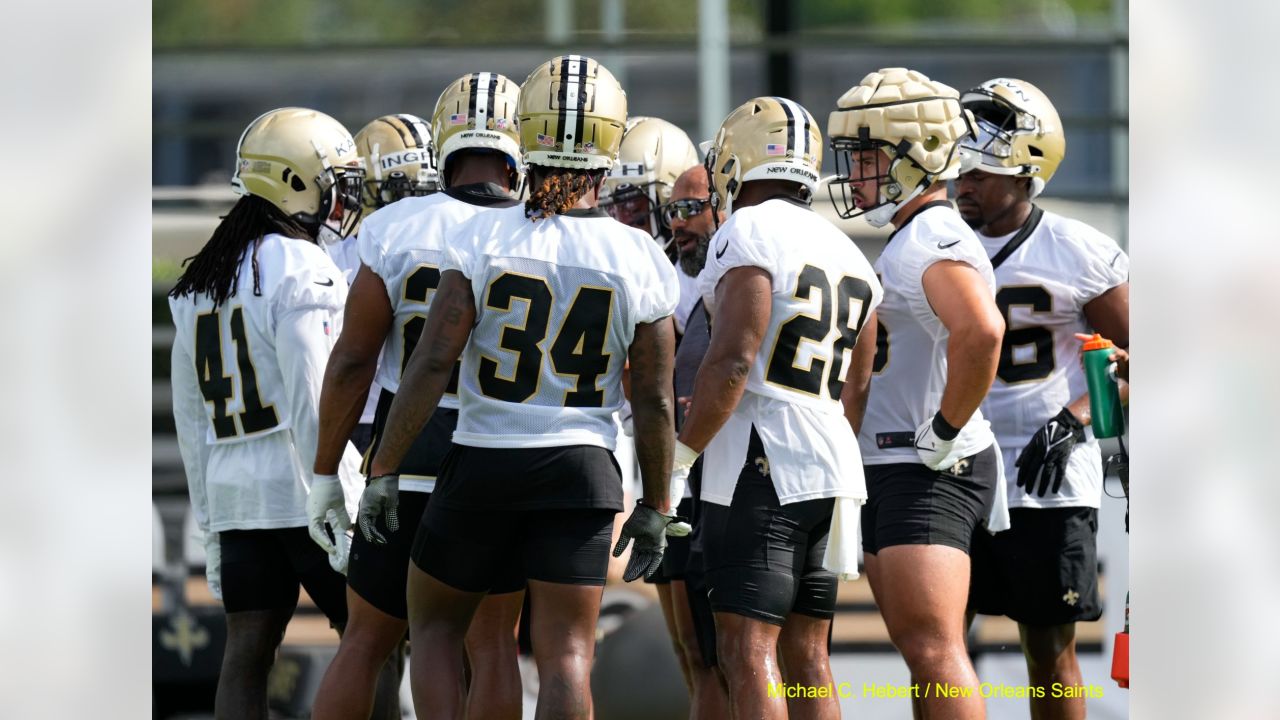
840, 309, 879, 435
314, 265, 393, 474
369, 269, 475, 477
678, 265, 772, 452
923, 259, 1005, 428
1066, 282, 1130, 423
627, 316, 677, 512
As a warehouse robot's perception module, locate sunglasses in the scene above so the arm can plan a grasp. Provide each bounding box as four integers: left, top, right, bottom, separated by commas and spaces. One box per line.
660, 198, 711, 227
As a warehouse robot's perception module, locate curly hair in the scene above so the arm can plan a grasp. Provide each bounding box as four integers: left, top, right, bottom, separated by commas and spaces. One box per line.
169, 195, 312, 306
524, 166, 606, 220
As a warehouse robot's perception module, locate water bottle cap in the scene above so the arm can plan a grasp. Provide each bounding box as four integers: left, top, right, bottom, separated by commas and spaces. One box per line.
1082, 333, 1114, 352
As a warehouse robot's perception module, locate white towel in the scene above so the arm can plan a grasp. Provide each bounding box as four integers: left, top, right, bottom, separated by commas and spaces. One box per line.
823, 496, 865, 581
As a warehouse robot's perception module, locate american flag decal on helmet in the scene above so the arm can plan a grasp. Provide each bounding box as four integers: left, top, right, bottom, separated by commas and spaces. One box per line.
449, 113, 468, 125
766, 143, 786, 156
537, 133, 556, 147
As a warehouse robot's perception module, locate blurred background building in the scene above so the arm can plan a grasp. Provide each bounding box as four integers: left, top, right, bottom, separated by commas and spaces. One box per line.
152, 2, 1129, 717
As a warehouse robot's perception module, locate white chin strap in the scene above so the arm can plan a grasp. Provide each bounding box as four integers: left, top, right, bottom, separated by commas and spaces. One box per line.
1028, 176, 1046, 199
865, 184, 925, 229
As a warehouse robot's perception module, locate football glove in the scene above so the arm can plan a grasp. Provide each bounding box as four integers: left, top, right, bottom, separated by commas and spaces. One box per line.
666, 441, 700, 537
204, 534, 222, 601
1015, 408, 1085, 497
612, 501, 677, 582
307, 473, 350, 556
357, 474, 400, 545
914, 412, 967, 471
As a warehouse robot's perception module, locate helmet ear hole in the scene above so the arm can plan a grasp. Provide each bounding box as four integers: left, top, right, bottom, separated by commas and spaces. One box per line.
290, 175, 307, 192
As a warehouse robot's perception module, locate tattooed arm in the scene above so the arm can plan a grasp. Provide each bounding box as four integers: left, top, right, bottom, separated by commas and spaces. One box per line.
369, 270, 475, 477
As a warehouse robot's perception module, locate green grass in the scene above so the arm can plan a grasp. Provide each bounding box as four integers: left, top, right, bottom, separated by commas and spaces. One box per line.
153, 258, 184, 286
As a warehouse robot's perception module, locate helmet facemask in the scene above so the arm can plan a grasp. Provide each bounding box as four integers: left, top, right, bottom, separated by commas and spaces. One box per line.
600, 181, 663, 243
959, 89, 1050, 198
312, 160, 365, 246
830, 126, 964, 228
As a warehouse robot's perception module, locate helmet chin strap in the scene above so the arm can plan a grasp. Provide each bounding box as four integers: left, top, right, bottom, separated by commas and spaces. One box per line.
865, 183, 925, 228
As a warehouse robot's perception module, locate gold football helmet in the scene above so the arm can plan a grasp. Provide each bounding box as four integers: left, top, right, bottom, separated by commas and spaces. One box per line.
432, 72, 524, 191
704, 96, 822, 221
827, 68, 974, 227
959, 78, 1065, 198
601, 116, 700, 241
355, 114, 439, 212
232, 107, 365, 243
517, 55, 627, 171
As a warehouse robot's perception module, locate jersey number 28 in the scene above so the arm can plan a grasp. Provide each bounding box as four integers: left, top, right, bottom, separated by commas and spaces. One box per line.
766, 264, 874, 399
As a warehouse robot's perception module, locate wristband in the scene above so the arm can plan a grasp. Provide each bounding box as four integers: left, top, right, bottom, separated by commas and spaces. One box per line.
931, 411, 961, 441
673, 440, 701, 471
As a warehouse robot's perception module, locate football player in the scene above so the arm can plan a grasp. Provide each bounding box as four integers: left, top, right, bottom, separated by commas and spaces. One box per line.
330, 113, 440, 455
168, 107, 365, 719
957, 77, 1129, 720
600, 116, 701, 328
676, 96, 883, 720
307, 75, 527, 720
361, 55, 680, 720
827, 68, 1006, 720
654, 164, 731, 719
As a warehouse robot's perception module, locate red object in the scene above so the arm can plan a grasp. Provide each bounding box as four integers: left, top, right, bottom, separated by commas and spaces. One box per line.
1111, 630, 1129, 688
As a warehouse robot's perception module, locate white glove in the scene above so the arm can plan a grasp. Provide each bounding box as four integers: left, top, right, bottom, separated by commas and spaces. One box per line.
914, 413, 967, 471
666, 441, 700, 537
307, 473, 352, 556
325, 509, 352, 575
204, 534, 222, 601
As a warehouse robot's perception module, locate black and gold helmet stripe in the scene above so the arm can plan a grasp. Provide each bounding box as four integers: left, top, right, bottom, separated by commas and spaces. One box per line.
772, 96, 811, 158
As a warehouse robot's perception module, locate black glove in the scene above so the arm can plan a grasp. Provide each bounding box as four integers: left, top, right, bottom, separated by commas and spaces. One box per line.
358, 474, 400, 544
611, 501, 675, 582
1015, 408, 1085, 497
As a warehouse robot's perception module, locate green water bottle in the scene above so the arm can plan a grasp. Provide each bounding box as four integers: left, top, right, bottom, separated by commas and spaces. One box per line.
1082, 333, 1124, 438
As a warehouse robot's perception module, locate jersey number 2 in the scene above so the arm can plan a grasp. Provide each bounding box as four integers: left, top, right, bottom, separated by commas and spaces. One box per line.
766, 265, 874, 399
194, 307, 280, 439
402, 265, 461, 394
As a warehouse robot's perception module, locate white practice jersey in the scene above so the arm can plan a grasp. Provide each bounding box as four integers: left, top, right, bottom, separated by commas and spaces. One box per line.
444, 205, 679, 450
170, 233, 364, 533
324, 235, 379, 425
859, 202, 999, 465
697, 198, 883, 506
978, 208, 1129, 509
675, 267, 700, 335
358, 186, 515, 402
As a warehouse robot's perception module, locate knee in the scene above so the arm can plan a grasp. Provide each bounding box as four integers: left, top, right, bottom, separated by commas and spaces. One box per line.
779, 633, 828, 672
894, 633, 958, 675
675, 628, 704, 668
715, 627, 769, 676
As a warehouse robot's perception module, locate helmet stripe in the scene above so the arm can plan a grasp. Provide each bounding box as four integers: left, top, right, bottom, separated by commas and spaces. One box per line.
484, 72, 498, 127
474, 72, 493, 129
773, 97, 797, 157
467, 73, 480, 127
395, 114, 426, 148
572, 57, 588, 151
773, 97, 810, 159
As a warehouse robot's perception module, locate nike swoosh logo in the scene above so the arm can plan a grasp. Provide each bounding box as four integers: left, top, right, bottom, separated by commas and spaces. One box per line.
314, 278, 335, 287
715, 240, 729, 259
938, 239, 961, 249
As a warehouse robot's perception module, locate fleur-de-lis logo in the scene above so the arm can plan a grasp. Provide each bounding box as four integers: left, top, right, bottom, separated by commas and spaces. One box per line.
1063, 588, 1080, 606
159, 612, 209, 667
754, 456, 770, 477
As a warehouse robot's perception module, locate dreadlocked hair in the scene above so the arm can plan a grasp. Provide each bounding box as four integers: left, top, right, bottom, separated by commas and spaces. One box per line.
524, 166, 607, 220
169, 195, 314, 306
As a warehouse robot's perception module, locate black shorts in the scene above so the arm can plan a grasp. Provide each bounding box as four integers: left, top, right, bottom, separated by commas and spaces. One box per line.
347, 490, 431, 619
646, 497, 694, 585
969, 507, 1102, 626
702, 429, 837, 626
218, 527, 348, 626
861, 444, 999, 555
362, 389, 458, 481
413, 443, 623, 591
